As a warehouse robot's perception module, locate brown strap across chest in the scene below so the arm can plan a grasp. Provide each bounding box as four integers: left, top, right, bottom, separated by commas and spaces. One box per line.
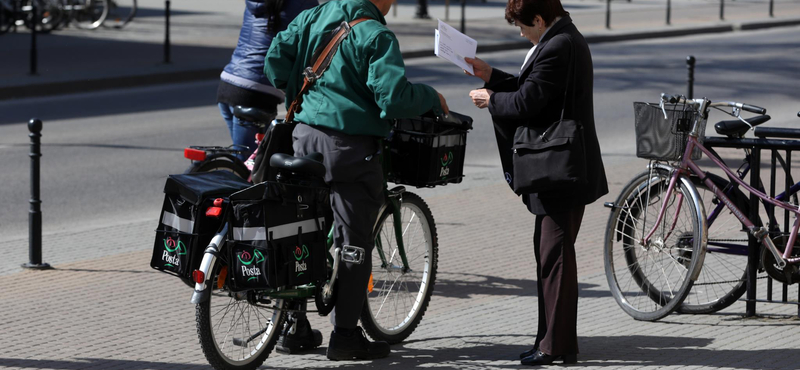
285, 17, 372, 123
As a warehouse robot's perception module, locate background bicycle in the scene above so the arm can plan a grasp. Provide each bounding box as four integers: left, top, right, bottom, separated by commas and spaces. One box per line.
603, 93, 779, 321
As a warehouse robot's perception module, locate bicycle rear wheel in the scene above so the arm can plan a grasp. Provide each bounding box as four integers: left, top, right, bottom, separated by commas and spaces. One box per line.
186, 156, 251, 181
196, 264, 285, 370
24, 0, 65, 33
103, 0, 134, 28
604, 168, 706, 321
68, 0, 107, 29
678, 173, 753, 314
360, 191, 437, 344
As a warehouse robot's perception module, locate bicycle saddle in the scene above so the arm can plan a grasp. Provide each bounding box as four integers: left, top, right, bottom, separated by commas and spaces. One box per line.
270, 153, 326, 179
713, 115, 771, 137
233, 106, 277, 124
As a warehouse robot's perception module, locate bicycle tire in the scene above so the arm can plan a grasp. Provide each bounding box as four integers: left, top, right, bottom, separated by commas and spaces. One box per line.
186, 157, 251, 181
68, 0, 107, 29
196, 265, 286, 370
360, 191, 437, 344
677, 173, 754, 314
24, 0, 65, 33
604, 168, 706, 321
102, 0, 134, 28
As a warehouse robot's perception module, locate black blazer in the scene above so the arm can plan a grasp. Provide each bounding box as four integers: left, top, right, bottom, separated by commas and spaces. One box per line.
486, 15, 607, 215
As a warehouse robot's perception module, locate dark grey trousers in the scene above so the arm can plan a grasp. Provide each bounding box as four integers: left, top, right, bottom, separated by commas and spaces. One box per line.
292, 123, 384, 329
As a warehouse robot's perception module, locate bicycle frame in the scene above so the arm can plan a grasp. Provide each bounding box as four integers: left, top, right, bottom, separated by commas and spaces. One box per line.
644, 99, 797, 268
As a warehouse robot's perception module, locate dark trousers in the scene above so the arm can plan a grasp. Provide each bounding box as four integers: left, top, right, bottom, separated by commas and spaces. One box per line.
533, 204, 584, 356
293, 123, 384, 329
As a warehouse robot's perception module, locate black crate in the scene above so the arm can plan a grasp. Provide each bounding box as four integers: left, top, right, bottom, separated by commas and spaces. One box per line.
387, 112, 472, 188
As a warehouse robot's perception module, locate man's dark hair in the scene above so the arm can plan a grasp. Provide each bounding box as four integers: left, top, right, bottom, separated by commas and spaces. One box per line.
505, 0, 568, 27
265, 0, 285, 33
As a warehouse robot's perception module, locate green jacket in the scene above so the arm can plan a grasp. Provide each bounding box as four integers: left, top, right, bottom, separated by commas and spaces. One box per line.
265, 0, 441, 137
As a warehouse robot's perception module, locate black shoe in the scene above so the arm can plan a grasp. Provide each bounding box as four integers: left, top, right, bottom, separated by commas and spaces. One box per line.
326, 327, 390, 361
414, 13, 431, 19
519, 345, 538, 359
276, 316, 323, 354
520, 350, 577, 366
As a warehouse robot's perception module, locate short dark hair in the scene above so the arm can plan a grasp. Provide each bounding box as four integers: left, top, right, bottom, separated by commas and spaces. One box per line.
505, 0, 568, 27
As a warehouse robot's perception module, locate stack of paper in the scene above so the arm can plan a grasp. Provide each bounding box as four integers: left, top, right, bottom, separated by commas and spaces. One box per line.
434, 19, 478, 74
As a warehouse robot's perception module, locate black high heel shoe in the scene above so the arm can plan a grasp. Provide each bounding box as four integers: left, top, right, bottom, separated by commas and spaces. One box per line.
519, 346, 538, 359
520, 350, 577, 366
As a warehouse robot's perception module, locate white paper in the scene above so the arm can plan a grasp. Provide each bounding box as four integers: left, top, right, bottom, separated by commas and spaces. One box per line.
434, 19, 477, 74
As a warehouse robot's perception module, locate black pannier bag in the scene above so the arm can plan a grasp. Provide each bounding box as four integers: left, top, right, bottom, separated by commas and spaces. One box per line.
227, 181, 330, 291
151, 171, 251, 281
388, 111, 473, 188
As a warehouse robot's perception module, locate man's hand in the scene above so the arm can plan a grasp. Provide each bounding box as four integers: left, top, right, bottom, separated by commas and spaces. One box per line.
469, 89, 493, 109
438, 92, 450, 116
464, 57, 492, 83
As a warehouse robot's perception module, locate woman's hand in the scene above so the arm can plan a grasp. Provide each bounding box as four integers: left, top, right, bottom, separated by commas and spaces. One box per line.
469, 89, 493, 109
464, 57, 492, 83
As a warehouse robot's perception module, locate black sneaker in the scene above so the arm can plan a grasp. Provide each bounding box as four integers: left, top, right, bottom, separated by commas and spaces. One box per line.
276, 316, 323, 354
326, 327, 390, 361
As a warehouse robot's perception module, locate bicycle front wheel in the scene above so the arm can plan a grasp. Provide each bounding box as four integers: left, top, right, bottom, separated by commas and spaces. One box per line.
360, 191, 437, 344
678, 173, 753, 314
196, 265, 285, 370
103, 0, 134, 28
604, 168, 706, 321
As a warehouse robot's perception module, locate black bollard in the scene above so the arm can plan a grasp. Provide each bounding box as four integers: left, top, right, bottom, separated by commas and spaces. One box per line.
666, 0, 672, 25
29, 2, 38, 75
605, 0, 611, 29
769, 0, 774, 17
720, 0, 725, 20
164, 0, 171, 64
460, 0, 466, 34
686, 56, 695, 99
22, 119, 50, 270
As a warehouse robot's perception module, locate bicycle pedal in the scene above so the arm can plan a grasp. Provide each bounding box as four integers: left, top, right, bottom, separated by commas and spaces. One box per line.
341, 245, 365, 264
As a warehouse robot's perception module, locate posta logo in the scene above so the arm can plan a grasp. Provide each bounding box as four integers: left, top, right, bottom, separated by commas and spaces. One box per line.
441, 152, 454, 167
238, 249, 265, 265
239, 250, 265, 282
440, 151, 454, 178
294, 245, 310, 277
162, 237, 187, 268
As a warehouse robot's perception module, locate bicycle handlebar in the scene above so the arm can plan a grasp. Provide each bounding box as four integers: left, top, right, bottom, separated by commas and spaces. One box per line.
659, 93, 767, 115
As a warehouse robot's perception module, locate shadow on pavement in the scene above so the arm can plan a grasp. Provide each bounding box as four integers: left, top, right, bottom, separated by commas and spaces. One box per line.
434, 271, 612, 299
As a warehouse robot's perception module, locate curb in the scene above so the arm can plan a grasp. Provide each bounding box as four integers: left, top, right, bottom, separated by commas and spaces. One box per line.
2, 18, 799, 101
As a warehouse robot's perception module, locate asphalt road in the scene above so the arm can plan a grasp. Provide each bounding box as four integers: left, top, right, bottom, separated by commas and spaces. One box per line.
0, 26, 798, 242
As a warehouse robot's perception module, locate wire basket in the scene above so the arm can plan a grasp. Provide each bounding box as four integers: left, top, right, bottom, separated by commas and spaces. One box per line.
633, 101, 703, 161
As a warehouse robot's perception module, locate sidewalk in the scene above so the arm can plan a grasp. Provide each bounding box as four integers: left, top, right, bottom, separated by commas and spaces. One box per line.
2, 160, 800, 370
1, 0, 799, 99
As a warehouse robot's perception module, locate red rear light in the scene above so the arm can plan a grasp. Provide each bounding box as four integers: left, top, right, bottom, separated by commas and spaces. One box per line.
193, 270, 205, 284
184, 148, 207, 161
213, 198, 223, 207
255, 133, 265, 142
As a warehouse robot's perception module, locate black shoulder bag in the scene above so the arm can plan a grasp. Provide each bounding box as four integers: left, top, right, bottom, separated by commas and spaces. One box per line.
510, 37, 587, 195
250, 18, 371, 183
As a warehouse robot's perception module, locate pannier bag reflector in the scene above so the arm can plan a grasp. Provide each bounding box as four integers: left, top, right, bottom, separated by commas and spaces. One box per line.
233, 217, 326, 241
161, 212, 195, 234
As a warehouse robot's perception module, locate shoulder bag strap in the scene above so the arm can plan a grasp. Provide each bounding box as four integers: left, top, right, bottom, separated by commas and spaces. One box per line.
285, 18, 372, 123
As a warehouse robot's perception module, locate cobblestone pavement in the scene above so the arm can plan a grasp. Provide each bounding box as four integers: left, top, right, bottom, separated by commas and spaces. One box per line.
2, 158, 800, 370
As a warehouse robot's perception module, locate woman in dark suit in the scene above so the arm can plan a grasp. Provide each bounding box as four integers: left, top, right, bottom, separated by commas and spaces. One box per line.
465, 0, 607, 365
